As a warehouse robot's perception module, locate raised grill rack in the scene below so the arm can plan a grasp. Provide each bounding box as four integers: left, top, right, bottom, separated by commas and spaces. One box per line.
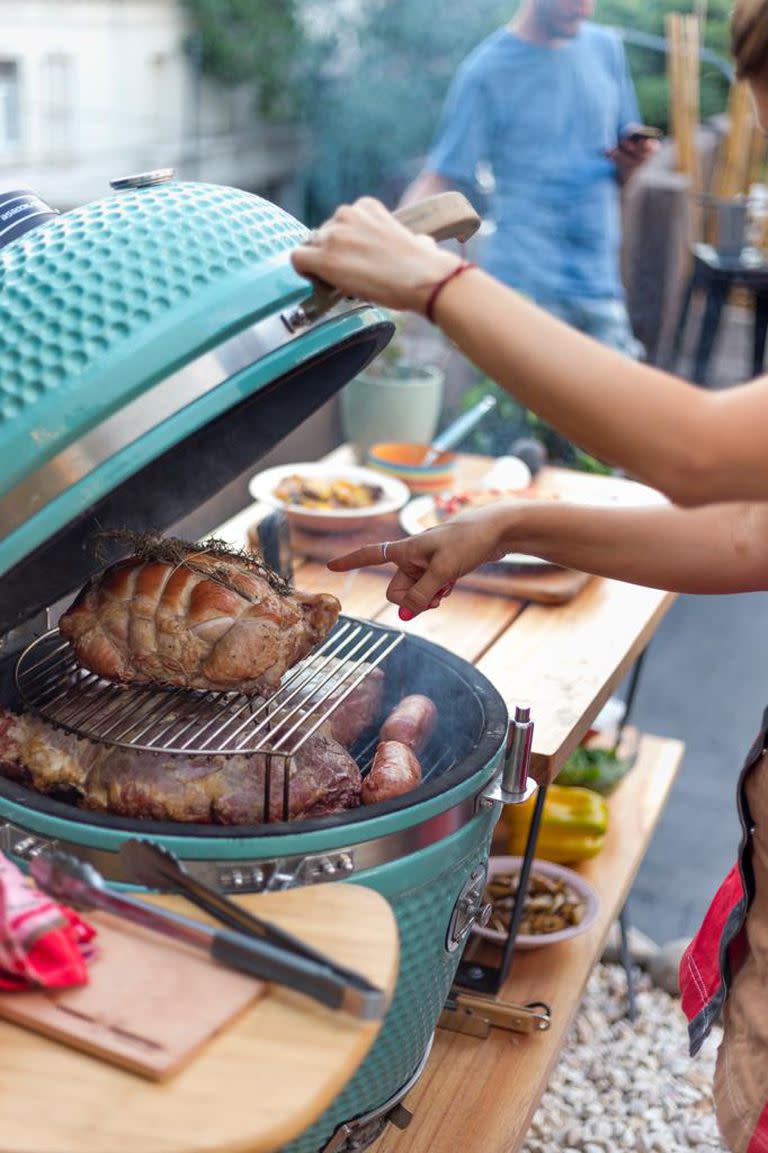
16, 617, 405, 758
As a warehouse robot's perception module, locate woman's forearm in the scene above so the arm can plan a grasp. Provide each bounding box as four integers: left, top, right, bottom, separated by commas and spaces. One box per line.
436, 270, 768, 507
503, 499, 768, 594
290, 198, 768, 506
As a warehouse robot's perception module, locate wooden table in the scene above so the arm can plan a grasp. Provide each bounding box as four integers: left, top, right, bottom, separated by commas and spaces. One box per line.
216, 453, 683, 1153
222, 452, 675, 784
376, 734, 683, 1153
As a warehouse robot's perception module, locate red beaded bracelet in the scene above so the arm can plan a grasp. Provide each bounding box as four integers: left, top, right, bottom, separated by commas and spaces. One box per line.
424, 261, 477, 324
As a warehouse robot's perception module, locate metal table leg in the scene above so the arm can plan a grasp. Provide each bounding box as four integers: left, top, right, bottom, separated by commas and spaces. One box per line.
753, 292, 768, 378
618, 904, 638, 1022
498, 784, 548, 987
454, 783, 548, 996
666, 270, 697, 371
693, 279, 729, 385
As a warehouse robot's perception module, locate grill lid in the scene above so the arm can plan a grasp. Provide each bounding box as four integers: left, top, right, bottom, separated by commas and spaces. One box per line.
0, 173, 393, 630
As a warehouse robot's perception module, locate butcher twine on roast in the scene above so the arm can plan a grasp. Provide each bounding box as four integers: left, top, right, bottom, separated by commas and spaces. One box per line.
59, 538, 341, 695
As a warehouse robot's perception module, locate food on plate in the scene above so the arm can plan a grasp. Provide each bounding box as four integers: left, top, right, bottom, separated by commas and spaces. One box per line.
0, 707, 361, 824
484, 868, 586, 937
379, 694, 437, 753
362, 740, 422, 805
59, 536, 340, 695
435, 486, 558, 520
273, 474, 384, 511
503, 785, 609, 864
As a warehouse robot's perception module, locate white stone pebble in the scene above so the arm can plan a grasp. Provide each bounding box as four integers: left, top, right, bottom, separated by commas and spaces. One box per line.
520, 964, 726, 1153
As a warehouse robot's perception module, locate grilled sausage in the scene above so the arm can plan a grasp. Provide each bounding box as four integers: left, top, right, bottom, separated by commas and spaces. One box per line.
379, 695, 437, 753
362, 740, 422, 805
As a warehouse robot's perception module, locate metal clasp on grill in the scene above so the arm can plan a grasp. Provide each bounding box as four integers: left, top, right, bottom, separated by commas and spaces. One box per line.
0, 822, 58, 862
446, 865, 491, 953
211, 851, 356, 894
321, 1039, 432, 1153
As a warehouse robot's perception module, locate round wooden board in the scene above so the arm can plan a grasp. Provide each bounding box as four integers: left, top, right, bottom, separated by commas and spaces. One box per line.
0, 883, 399, 1153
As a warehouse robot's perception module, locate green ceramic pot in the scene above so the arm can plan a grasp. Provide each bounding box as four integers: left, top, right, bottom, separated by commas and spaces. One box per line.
340, 364, 444, 459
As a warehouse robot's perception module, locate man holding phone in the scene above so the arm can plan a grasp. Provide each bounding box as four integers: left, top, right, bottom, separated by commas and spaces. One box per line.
401, 0, 658, 356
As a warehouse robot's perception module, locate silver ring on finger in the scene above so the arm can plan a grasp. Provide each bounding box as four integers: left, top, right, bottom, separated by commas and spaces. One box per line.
381, 541, 391, 563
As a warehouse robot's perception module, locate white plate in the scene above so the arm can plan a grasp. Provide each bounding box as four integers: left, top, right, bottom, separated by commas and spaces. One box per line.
472, 856, 600, 949
399, 496, 555, 570
248, 463, 411, 534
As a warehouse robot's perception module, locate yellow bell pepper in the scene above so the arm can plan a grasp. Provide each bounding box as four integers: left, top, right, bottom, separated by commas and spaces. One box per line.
504, 785, 609, 864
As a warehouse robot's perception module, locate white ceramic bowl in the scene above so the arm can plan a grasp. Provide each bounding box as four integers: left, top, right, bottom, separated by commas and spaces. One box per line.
248, 463, 411, 534
472, 856, 600, 950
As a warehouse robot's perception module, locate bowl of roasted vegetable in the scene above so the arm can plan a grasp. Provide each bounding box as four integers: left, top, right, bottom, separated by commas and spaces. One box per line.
249, 463, 411, 533
473, 856, 600, 949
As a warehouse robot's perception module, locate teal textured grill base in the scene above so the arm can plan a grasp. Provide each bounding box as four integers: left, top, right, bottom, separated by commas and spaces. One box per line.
281, 809, 497, 1153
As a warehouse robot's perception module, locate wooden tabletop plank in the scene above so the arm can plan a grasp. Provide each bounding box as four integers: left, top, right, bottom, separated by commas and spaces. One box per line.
476, 580, 675, 782
293, 561, 393, 620
298, 560, 526, 667
375, 735, 684, 1153
375, 592, 525, 665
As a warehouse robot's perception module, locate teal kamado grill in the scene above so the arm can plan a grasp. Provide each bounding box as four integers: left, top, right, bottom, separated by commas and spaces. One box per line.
0, 173, 534, 1153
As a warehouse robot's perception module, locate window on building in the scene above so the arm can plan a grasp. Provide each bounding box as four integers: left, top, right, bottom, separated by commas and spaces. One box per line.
0, 61, 20, 152
43, 54, 74, 158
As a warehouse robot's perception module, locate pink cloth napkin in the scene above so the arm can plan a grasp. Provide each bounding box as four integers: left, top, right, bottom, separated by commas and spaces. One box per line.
0, 852, 96, 991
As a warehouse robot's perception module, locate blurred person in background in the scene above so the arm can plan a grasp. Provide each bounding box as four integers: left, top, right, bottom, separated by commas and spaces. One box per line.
401, 0, 656, 357
292, 3, 768, 1145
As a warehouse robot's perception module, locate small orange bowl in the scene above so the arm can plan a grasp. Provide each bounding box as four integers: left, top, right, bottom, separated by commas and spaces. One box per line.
366, 442, 458, 494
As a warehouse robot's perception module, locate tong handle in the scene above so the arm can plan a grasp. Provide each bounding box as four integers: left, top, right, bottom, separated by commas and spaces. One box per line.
164, 854, 373, 987
296, 191, 481, 324
210, 930, 386, 1020
120, 838, 377, 992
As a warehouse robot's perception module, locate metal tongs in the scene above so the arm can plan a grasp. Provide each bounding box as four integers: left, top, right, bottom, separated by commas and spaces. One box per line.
30, 849, 388, 1021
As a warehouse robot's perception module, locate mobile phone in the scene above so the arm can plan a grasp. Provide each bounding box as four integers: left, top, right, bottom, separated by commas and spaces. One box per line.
623, 126, 663, 144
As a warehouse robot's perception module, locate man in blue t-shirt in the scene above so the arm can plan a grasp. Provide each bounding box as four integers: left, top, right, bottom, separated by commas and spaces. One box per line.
402, 0, 657, 356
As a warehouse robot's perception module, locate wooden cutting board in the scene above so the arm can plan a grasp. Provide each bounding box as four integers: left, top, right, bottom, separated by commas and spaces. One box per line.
0, 913, 266, 1081
0, 882, 399, 1153
257, 516, 592, 606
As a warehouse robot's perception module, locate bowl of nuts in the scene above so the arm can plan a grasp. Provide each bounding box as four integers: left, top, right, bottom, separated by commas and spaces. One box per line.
474, 856, 600, 949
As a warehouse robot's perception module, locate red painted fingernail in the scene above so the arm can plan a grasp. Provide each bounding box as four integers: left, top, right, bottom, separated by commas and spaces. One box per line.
399, 607, 415, 621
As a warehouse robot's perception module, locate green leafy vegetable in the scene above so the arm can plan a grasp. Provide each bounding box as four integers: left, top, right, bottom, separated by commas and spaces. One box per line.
557, 746, 630, 796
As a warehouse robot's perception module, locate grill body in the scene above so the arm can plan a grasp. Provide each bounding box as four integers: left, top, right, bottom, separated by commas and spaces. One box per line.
0, 630, 508, 1151
0, 177, 392, 631
0, 175, 508, 1150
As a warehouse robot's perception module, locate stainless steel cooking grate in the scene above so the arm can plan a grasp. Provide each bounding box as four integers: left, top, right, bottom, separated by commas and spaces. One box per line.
15, 617, 405, 757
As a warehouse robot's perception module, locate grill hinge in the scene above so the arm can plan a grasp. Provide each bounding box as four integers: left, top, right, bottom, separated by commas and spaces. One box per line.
0, 821, 59, 862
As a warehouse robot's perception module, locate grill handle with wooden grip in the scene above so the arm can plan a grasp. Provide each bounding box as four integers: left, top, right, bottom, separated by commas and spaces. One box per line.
286, 191, 481, 329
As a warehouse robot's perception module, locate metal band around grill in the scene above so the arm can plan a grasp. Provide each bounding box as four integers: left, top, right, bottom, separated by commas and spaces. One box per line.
0, 788, 487, 893
0, 294, 360, 540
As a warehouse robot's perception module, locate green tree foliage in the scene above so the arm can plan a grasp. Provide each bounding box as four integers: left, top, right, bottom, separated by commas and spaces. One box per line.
596, 0, 731, 129
300, 0, 733, 220
300, 0, 509, 221
182, 0, 304, 121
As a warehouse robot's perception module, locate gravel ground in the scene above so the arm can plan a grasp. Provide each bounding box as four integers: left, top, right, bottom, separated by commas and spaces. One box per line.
521, 965, 727, 1153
